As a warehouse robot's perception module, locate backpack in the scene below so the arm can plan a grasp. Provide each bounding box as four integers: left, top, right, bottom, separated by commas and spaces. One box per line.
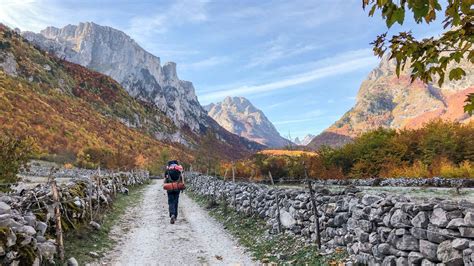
167, 169, 181, 182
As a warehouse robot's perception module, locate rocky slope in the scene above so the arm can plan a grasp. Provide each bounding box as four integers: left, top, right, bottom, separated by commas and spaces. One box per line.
206, 96, 290, 147
309, 55, 474, 149
0, 25, 259, 162
293, 134, 315, 146
21, 22, 263, 156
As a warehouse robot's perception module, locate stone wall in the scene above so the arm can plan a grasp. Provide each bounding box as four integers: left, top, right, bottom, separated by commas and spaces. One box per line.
0, 168, 149, 265
188, 174, 474, 265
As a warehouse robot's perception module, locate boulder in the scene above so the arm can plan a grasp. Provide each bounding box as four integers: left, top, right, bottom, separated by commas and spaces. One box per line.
396, 257, 408, 266
280, 210, 296, 228
451, 238, 469, 250
437, 240, 463, 265
459, 227, 474, 238
408, 251, 424, 265
465, 212, 474, 227
410, 227, 427, 240
37, 240, 57, 261
430, 208, 449, 227
0, 202, 11, 214
67, 257, 78, 266
382, 255, 396, 266
362, 194, 383, 206
390, 209, 411, 228
446, 218, 465, 229
419, 240, 438, 261
426, 224, 449, 243
412, 212, 430, 228
396, 234, 419, 251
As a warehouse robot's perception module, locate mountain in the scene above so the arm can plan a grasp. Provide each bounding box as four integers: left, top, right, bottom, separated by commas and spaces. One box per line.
308, 55, 474, 149
22, 22, 264, 156
206, 96, 291, 147
293, 134, 315, 146
1, 24, 261, 163
0, 24, 182, 162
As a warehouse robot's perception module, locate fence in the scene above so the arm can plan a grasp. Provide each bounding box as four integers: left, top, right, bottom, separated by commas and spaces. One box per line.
188, 173, 474, 265
0, 167, 149, 264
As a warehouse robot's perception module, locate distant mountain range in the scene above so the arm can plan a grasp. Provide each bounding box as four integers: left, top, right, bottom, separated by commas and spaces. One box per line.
293, 134, 315, 146
21, 22, 263, 157
308, 55, 474, 149
206, 96, 291, 147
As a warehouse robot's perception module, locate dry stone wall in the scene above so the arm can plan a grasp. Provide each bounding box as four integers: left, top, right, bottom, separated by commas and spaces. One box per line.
188, 174, 474, 265
0, 167, 149, 265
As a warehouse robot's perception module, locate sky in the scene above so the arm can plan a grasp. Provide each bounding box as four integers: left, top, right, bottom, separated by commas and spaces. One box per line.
0, 0, 445, 139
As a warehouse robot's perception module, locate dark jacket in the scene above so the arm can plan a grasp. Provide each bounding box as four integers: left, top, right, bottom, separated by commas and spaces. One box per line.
164, 169, 182, 183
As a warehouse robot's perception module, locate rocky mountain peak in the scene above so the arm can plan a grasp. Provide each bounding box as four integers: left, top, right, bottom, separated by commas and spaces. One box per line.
207, 96, 291, 147
163, 62, 178, 80
308, 56, 473, 149
22, 22, 208, 134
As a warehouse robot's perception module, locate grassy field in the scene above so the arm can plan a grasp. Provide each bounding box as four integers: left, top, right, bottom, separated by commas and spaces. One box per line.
258, 149, 318, 157
187, 191, 347, 265
62, 181, 149, 263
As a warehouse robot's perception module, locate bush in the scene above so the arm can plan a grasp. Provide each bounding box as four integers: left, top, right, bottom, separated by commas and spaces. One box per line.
0, 134, 37, 191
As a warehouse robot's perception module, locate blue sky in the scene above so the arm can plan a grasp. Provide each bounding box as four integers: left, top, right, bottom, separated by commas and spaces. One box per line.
0, 0, 445, 139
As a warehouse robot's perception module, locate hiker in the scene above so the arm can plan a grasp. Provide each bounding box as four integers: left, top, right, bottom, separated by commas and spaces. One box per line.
163, 160, 185, 224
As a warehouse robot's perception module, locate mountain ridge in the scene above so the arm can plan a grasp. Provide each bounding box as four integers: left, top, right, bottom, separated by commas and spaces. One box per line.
22, 22, 264, 156
308, 55, 474, 149
207, 96, 291, 147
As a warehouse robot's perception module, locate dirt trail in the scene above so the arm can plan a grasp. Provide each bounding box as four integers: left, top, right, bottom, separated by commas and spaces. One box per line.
97, 179, 254, 266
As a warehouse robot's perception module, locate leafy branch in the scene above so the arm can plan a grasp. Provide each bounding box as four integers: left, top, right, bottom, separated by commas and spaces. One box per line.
363, 0, 474, 114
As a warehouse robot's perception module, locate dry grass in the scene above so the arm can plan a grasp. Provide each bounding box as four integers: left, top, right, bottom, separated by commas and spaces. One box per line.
258, 149, 318, 157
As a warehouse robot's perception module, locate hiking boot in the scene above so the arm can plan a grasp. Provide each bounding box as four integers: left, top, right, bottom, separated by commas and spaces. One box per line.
170, 215, 176, 224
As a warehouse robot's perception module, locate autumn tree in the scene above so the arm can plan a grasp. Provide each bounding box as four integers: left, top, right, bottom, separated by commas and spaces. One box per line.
0, 134, 37, 191
363, 0, 474, 113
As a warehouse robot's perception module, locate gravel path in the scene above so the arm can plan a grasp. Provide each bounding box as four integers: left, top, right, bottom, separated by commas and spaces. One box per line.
97, 179, 254, 266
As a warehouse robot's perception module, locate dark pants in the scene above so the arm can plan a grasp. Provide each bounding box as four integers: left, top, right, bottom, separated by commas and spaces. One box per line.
167, 191, 180, 218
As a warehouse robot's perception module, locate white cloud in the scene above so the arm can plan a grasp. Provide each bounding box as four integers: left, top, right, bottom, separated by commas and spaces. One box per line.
127, 0, 208, 38
199, 50, 378, 102
180, 56, 230, 70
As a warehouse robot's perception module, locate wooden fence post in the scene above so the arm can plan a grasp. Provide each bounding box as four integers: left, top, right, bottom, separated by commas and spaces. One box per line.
307, 180, 321, 249
248, 188, 253, 216
51, 180, 65, 261
232, 162, 236, 182
276, 193, 282, 233
269, 171, 274, 185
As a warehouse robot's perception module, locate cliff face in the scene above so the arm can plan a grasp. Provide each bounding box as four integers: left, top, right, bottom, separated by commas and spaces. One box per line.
206, 97, 291, 147
308, 55, 474, 149
23, 22, 205, 133
23, 22, 264, 156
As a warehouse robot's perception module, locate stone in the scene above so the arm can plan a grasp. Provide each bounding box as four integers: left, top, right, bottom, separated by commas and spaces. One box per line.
430, 208, 449, 227
67, 257, 79, 266
390, 209, 411, 228
88, 251, 100, 258
382, 255, 397, 266
89, 221, 101, 231
395, 228, 406, 236
437, 240, 463, 265
0, 201, 11, 215
427, 224, 449, 243
421, 259, 437, 266
334, 212, 349, 226
465, 212, 474, 227
396, 234, 419, 251
362, 194, 383, 206
36, 222, 47, 236
359, 220, 372, 232
412, 211, 430, 228
280, 210, 296, 228
16, 225, 36, 236
451, 238, 469, 250
37, 241, 56, 261
408, 251, 424, 265
411, 227, 427, 240
459, 227, 474, 238
446, 218, 465, 229
419, 240, 439, 261
396, 257, 408, 266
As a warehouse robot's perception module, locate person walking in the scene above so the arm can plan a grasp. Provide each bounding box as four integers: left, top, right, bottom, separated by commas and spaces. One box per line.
164, 160, 184, 224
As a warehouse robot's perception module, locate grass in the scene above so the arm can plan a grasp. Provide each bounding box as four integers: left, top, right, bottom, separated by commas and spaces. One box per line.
188, 191, 347, 265
258, 149, 318, 157
63, 181, 149, 264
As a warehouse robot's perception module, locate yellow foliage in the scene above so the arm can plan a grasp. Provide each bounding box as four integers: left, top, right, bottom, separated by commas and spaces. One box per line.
258, 149, 318, 157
